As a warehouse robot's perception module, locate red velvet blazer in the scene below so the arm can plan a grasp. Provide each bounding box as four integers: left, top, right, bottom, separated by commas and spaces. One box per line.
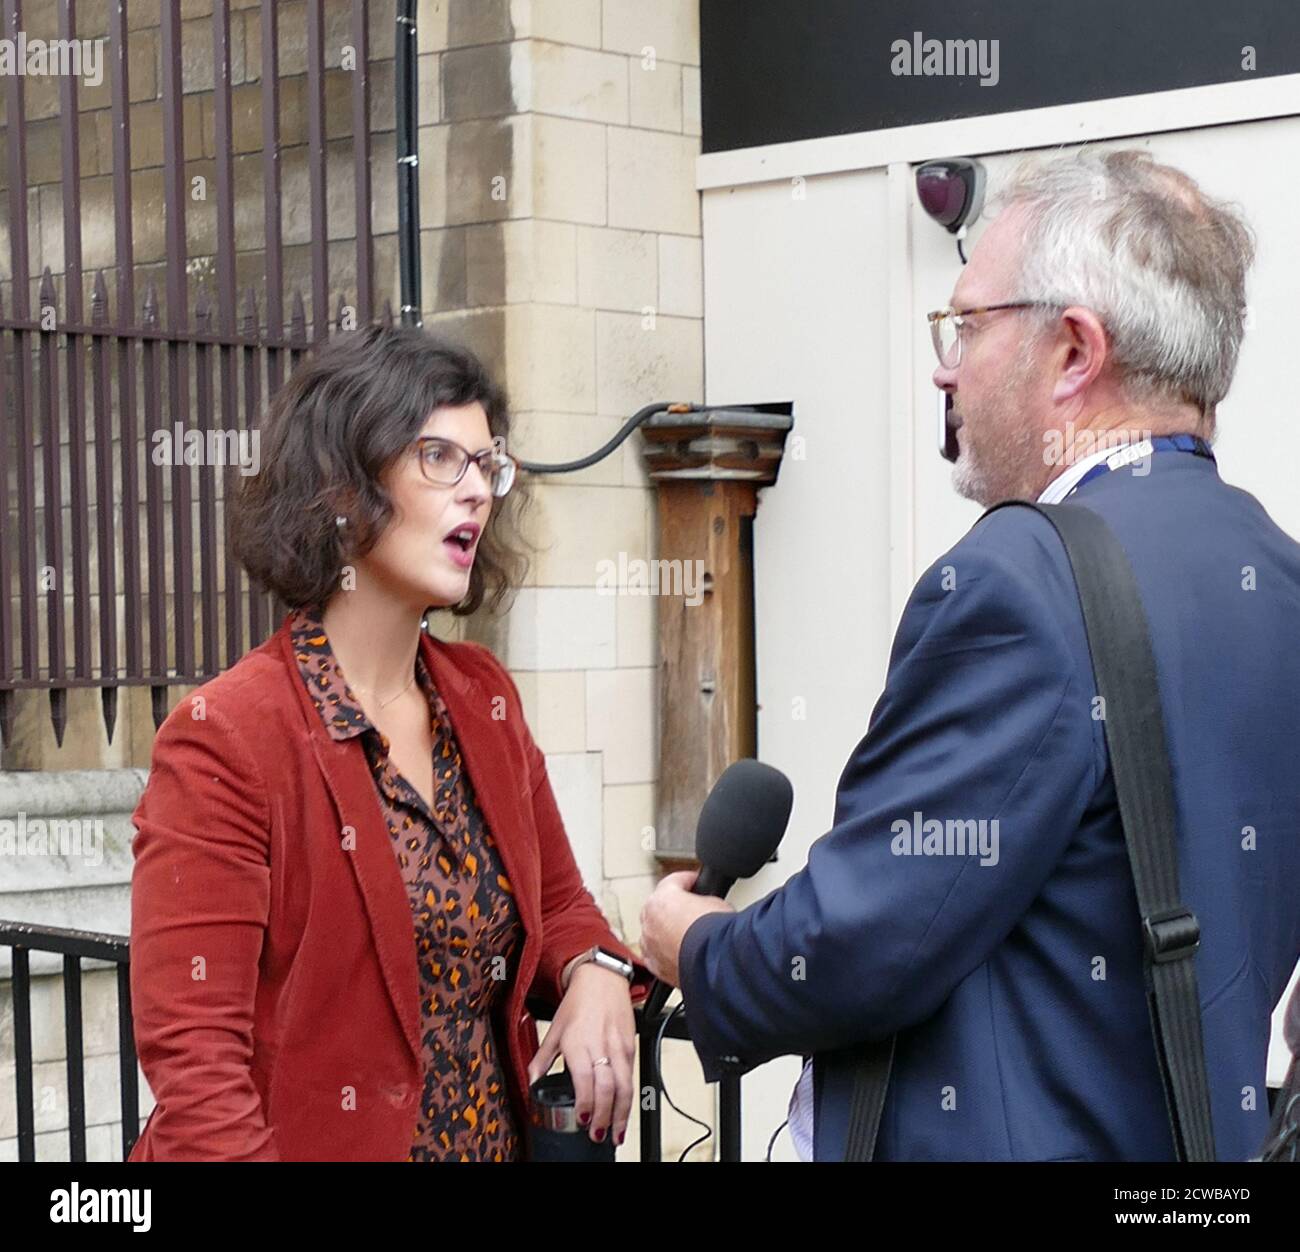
127, 617, 652, 1161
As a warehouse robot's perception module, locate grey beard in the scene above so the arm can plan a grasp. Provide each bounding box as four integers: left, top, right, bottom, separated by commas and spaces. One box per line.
951, 445, 986, 504
952, 427, 1047, 506
952, 441, 1017, 506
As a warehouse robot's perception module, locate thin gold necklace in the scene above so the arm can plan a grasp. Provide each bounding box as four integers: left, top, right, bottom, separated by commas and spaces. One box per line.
346, 670, 417, 709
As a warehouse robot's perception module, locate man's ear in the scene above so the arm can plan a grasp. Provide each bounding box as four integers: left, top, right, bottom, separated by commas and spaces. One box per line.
1051, 306, 1108, 403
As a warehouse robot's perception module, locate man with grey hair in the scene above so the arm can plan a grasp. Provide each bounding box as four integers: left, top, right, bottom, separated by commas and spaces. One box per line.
944, 148, 1253, 505
641, 147, 1300, 1161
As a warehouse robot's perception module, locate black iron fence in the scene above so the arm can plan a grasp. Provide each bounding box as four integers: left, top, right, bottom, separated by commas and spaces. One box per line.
0, 919, 741, 1163
0, 919, 138, 1162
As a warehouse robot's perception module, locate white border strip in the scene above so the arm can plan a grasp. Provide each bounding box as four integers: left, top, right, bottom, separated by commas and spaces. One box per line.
697, 72, 1300, 189
885, 162, 916, 626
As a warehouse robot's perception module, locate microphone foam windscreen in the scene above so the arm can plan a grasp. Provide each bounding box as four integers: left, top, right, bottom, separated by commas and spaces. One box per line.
695, 758, 793, 880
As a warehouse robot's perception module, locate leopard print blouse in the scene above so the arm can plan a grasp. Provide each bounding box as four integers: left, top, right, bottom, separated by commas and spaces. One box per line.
290, 608, 523, 1162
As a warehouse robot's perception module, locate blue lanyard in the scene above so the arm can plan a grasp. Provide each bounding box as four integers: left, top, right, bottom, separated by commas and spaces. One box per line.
1071, 433, 1215, 495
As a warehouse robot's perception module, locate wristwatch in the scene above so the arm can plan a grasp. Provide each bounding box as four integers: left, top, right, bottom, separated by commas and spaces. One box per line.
563, 945, 634, 988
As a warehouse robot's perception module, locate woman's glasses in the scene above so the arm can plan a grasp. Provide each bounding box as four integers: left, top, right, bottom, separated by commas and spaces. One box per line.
412, 435, 518, 498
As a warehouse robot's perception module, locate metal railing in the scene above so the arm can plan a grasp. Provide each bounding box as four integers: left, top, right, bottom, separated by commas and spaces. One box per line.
0, 919, 138, 1162
0, 0, 386, 750
0, 919, 742, 1162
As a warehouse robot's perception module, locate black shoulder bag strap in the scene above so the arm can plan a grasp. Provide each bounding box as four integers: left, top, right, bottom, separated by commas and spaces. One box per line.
843, 499, 1216, 1161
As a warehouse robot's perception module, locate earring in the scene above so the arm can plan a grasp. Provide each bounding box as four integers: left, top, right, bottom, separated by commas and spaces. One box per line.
335, 515, 347, 529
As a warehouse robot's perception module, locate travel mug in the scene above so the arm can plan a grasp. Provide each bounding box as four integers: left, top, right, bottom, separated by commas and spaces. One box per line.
527, 1069, 617, 1162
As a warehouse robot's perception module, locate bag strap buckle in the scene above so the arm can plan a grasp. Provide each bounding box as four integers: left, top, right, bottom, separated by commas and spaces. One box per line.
1143, 907, 1201, 964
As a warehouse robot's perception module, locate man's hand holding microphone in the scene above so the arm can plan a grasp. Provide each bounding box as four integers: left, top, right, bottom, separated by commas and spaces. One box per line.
639, 759, 794, 1015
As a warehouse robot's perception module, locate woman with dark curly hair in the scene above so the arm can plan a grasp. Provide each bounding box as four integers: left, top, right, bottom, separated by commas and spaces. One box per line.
126, 325, 652, 1162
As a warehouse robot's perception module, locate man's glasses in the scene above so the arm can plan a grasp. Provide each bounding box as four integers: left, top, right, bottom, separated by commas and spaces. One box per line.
926, 301, 1061, 368
412, 435, 518, 498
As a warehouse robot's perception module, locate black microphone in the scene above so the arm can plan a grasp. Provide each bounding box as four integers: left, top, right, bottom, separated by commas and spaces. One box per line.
641, 759, 793, 1023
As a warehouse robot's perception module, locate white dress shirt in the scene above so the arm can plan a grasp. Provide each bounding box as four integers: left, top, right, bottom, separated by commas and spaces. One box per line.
1036, 438, 1145, 504
784, 440, 1134, 1160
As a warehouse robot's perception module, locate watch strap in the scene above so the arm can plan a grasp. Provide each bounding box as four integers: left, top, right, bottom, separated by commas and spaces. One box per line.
562, 945, 633, 989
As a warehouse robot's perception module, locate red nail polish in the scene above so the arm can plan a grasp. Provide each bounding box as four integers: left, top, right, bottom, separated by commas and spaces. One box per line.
617, 1131, 626, 1145
578, 1112, 590, 1125
593, 1127, 606, 1142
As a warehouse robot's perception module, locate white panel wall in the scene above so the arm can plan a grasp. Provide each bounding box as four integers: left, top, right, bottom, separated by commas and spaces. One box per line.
702, 112, 1300, 1159
702, 168, 894, 1158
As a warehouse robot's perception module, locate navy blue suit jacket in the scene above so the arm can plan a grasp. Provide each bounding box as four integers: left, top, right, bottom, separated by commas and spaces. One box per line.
679, 450, 1300, 1160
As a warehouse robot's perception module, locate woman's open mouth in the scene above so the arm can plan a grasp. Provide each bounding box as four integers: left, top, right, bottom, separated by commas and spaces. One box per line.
442, 522, 480, 570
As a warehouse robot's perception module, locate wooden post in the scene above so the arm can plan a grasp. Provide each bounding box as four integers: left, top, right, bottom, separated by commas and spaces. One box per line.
639, 406, 793, 862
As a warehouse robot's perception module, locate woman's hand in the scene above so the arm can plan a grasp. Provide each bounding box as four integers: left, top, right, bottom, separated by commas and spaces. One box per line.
526, 963, 636, 1145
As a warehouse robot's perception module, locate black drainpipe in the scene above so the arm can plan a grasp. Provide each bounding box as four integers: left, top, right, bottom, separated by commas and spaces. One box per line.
396, 0, 422, 327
